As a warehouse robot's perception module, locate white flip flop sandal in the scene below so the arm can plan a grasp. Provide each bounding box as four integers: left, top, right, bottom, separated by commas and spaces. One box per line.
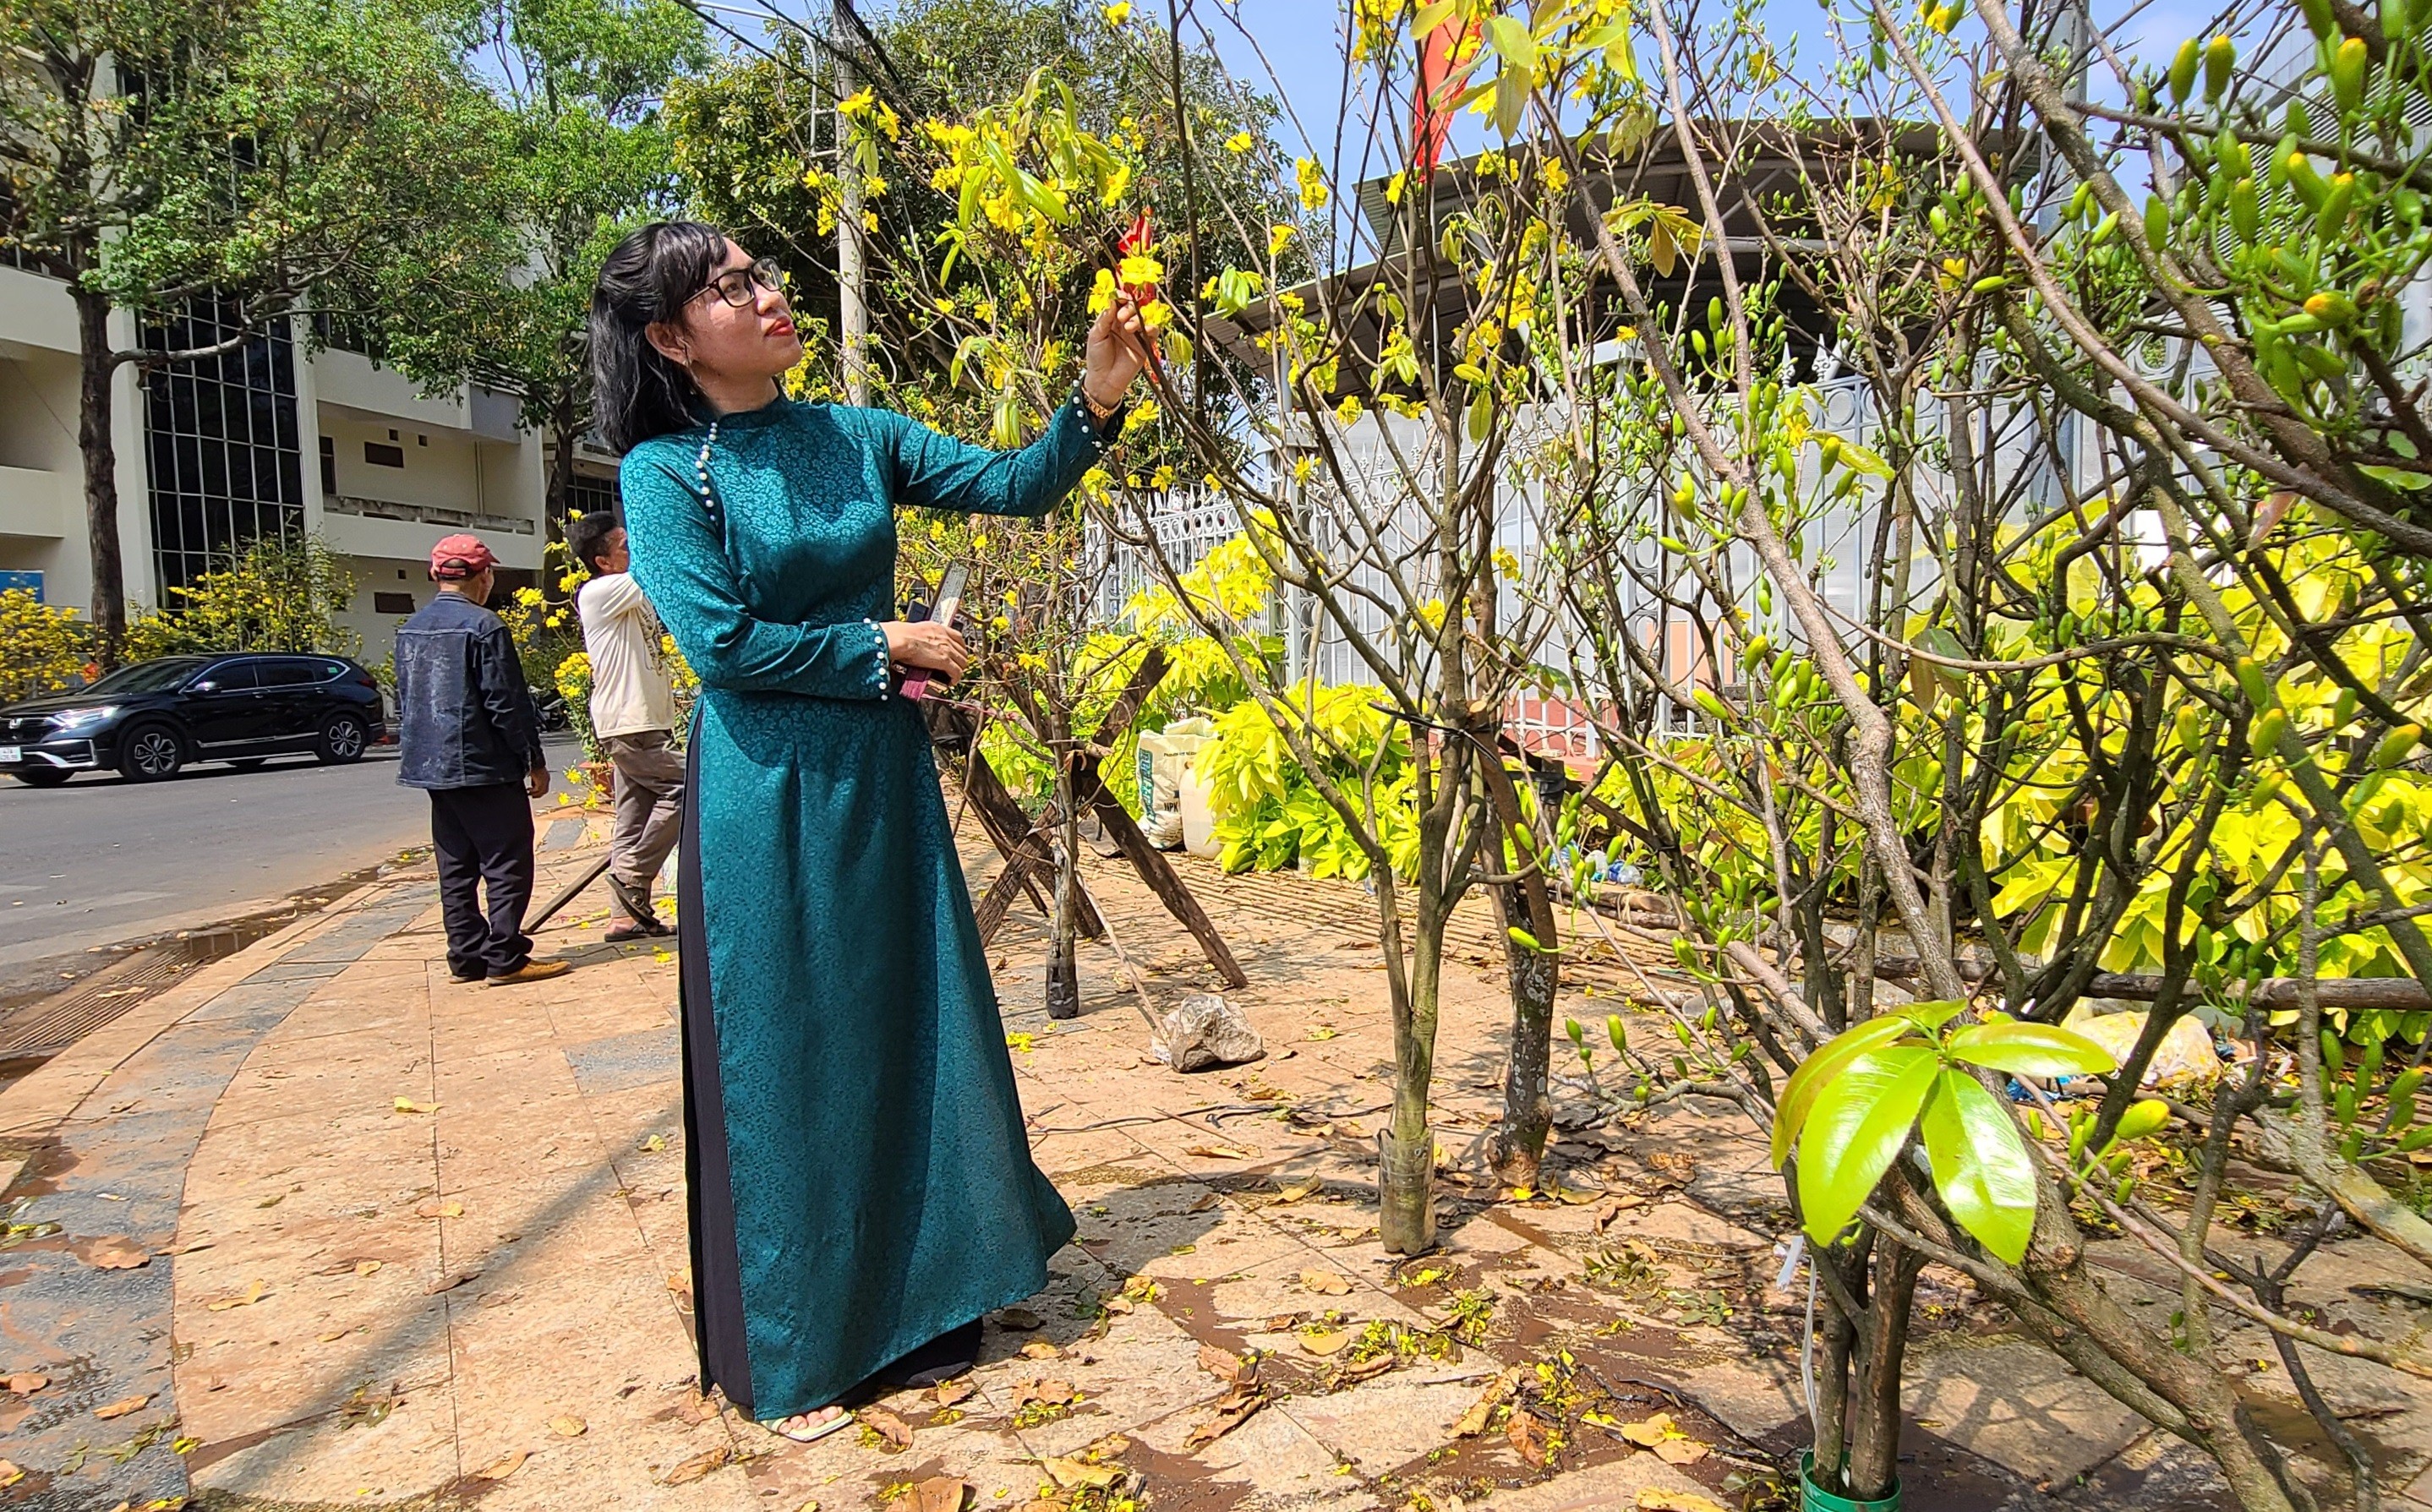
772, 1408, 855, 1444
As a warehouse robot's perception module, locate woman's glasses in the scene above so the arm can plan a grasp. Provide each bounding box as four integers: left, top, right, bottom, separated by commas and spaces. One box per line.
688, 258, 784, 308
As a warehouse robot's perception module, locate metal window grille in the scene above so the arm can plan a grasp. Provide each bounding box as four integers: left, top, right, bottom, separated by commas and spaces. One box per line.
143, 297, 305, 597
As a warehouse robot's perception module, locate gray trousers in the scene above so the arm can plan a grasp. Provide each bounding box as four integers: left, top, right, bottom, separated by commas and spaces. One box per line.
604, 729, 685, 920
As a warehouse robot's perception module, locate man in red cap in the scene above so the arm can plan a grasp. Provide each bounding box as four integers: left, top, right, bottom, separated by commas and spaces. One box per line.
392, 534, 569, 985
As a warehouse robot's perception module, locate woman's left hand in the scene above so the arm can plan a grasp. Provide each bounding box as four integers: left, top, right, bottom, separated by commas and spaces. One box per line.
1082, 292, 1150, 413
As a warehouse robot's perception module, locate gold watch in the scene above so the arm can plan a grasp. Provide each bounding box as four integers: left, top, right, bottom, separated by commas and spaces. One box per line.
1082, 384, 1122, 425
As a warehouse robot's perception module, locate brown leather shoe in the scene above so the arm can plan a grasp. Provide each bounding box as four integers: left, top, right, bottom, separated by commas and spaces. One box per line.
486, 959, 571, 987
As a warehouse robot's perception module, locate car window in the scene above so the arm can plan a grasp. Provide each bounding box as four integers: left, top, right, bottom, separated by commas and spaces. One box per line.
258, 660, 318, 688
86, 658, 209, 694
199, 662, 260, 691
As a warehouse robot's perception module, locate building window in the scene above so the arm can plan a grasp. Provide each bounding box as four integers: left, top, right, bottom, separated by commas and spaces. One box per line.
562, 472, 621, 538
364, 441, 405, 467
319, 435, 336, 495
373, 591, 416, 614
144, 295, 304, 597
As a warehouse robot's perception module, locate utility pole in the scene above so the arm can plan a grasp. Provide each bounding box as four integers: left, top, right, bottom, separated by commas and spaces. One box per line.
836, 46, 869, 407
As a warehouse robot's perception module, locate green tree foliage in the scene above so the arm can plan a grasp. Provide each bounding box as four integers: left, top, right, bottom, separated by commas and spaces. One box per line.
0, 0, 500, 657
362, 0, 708, 527
665, 0, 1299, 431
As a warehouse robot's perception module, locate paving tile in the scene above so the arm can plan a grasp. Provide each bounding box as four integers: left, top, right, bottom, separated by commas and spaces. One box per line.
185, 1378, 460, 1507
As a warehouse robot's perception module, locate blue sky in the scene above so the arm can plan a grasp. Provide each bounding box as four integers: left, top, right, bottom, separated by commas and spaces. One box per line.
715, 0, 2231, 170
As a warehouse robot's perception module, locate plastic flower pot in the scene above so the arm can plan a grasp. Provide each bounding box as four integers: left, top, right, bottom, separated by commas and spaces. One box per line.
1801, 1452, 1902, 1512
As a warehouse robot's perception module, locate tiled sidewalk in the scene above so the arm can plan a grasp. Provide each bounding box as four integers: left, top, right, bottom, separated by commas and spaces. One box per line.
1, 808, 2419, 1510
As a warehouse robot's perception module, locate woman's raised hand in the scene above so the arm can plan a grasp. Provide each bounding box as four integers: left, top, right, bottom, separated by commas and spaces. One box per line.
883, 620, 970, 684
1082, 292, 1150, 412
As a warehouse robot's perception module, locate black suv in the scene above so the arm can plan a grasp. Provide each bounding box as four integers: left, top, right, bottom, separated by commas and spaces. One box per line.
0, 653, 386, 786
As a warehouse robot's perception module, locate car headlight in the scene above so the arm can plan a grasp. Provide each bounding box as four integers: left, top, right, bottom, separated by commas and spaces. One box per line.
47, 706, 119, 729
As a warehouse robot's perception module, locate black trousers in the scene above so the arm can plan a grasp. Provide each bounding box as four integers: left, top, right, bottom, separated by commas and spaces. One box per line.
429, 783, 537, 978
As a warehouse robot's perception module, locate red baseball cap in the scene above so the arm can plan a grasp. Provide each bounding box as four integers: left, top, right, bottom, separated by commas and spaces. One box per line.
429, 534, 499, 581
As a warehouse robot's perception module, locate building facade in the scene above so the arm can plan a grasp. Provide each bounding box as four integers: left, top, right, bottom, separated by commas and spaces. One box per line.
0, 261, 619, 665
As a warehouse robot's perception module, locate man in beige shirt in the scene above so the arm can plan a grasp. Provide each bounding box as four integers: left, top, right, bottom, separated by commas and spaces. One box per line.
569, 512, 683, 942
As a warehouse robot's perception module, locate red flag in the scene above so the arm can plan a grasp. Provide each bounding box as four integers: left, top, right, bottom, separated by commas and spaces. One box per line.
1118, 208, 1157, 303
1413, 16, 1478, 172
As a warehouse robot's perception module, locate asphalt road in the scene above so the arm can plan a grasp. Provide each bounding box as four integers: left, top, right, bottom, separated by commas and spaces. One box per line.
0, 736, 582, 991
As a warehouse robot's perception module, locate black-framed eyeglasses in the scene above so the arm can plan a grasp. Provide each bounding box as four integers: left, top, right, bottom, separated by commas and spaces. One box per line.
688, 258, 784, 308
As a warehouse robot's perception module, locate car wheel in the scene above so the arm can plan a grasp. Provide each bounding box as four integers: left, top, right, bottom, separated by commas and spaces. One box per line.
316, 712, 368, 764
118, 723, 185, 782
11, 768, 72, 788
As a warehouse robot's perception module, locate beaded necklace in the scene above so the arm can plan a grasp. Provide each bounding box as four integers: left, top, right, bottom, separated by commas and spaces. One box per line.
692, 417, 721, 515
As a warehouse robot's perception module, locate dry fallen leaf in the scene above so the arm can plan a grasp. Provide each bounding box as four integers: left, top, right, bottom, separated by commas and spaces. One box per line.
74, 1236, 152, 1270
412, 1200, 465, 1220
1593, 1193, 1646, 1232
1655, 1437, 1712, 1465
1299, 1329, 1351, 1356
1637, 1492, 1729, 1512
354, 1259, 383, 1277
932, 1378, 976, 1408
205, 1280, 266, 1312
1620, 1412, 1673, 1447
996, 1306, 1044, 1330
0, 1460, 19, 1488
316, 1329, 348, 1343
4, 1373, 48, 1396
1099, 1292, 1134, 1315
914, 1475, 970, 1512
1298, 1268, 1352, 1296
94, 1394, 152, 1421
1507, 1407, 1549, 1468
1276, 1182, 1318, 1204
1041, 1457, 1119, 1490
1020, 1340, 1063, 1361
475, 1449, 527, 1481
425, 1269, 481, 1296
859, 1406, 915, 1450
1645, 1150, 1696, 1183
393, 1098, 438, 1114
1185, 1144, 1251, 1160
1187, 1192, 1223, 1213
660, 1444, 732, 1485
1013, 1378, 1075, 1408
1451, 1366, 1525, 1437
1340, 1354, 1397, 1384
1183, 1386, 1263, 1449
549, 1415, 588, 1438
1198, 1343, 1245, 1383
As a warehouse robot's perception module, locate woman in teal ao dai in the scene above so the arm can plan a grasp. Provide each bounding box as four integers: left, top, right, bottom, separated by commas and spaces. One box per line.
588, 222, 1148, 1433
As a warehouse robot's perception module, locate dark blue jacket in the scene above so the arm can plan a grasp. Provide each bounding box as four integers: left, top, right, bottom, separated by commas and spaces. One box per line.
394, 591, 545, 790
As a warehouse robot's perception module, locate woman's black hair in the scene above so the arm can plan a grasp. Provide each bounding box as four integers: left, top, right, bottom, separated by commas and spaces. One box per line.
588, 221, 731, 453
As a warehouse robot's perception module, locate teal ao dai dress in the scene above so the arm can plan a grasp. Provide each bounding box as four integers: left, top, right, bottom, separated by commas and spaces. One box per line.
619, 392, 1111, 1419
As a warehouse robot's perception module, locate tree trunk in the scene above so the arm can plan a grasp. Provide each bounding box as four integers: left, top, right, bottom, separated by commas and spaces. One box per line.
1845, 1240, 1926, 1499
1811, 1248, 1860, 1485
74, 286, 127, 663
547, 391, 579, 538
1046, 721, 1080, 1021
1481, 753, 1560, 1188
1379, 804, 1451, 1254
